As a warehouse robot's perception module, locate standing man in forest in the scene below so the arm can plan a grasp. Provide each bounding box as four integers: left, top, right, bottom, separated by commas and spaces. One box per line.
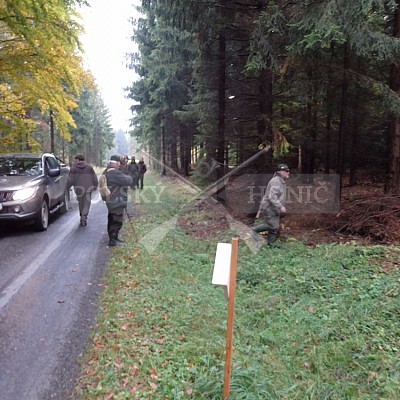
128, 155, 139, 189
119, 155, 129, 175
103, 155, 133, 246
67, 154, 98, 226
252, 163, 290, 248
137, 156, 147, 189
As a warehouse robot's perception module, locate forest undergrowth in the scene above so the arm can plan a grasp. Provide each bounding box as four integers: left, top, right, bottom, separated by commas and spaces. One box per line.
282, 184, 400, 246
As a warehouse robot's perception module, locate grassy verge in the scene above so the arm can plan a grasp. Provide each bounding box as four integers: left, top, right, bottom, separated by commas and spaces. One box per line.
76, 172, 400, 399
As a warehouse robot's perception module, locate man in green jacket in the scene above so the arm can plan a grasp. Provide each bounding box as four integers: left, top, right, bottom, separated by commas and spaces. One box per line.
103, 155, 133, 246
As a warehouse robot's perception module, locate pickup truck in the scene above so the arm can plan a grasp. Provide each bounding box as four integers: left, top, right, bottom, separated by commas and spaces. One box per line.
0, 153, 70, 230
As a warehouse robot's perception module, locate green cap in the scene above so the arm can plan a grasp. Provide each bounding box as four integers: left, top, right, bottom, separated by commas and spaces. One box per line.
276, 163, 290, 171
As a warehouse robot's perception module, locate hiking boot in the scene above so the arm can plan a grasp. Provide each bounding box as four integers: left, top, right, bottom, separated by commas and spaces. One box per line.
267, 234, 281, 249
109, 239, 124, 247
109, 232, 124, 247
268, 243, 281, 249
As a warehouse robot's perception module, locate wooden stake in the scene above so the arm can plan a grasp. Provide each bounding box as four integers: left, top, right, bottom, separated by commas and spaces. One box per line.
223, 238, 238, 399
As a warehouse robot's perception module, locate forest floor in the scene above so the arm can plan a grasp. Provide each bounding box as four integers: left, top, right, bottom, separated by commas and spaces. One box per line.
177, 175, 400, 247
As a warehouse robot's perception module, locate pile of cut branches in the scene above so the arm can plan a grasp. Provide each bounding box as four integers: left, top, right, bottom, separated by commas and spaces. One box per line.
328, 195, 400, 244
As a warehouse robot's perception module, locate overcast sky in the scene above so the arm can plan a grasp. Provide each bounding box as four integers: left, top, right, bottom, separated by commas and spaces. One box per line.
79, 0, 139, 133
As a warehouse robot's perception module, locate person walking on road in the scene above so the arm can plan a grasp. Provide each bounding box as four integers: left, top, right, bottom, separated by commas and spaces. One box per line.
67, 154, 98, 226
252, 163, 290, 248
103, 155, 133, 246
137, 156, 147, 189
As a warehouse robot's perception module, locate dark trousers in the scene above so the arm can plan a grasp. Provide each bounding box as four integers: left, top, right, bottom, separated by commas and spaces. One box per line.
138, 174, 144, 189
107, 206, 125, 238
76, 191, 92, 222
252, 209, 280, 236
130, 174, 138, 189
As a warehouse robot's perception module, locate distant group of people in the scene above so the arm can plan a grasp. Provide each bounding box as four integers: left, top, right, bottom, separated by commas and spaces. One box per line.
67, 153, 147, 247
124, 155, 147, 190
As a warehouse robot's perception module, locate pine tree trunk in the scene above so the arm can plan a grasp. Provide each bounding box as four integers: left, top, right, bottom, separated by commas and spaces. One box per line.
324, 107, 332, 174
160, 119, 166, 175
324, 47, 335, 173
217, 27, 226, 167
257, 0, 272, 168
50, 109, 55, 154
386, 0, 400, 194
185, 130, 192, 176
170, 127, 178, 172
216, 2, 227, 202
258, 69, 273, 144
337, 44, 349, 179
179, 125, 189, 176
349, 109, 359, 187
304, 74, 317, 174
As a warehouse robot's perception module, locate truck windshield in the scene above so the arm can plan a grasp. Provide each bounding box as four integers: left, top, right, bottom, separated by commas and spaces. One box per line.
0, 158, 43, 176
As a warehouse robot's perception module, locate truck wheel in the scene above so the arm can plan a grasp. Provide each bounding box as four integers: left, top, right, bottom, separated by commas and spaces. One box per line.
34, 199, 49, 231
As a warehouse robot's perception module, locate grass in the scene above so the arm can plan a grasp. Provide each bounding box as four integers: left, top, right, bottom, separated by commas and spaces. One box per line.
75, 172, 400, 399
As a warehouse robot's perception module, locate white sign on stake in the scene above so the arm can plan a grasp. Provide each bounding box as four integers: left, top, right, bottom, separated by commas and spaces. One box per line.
212, 242, 232, 300
211, 238, 239, 399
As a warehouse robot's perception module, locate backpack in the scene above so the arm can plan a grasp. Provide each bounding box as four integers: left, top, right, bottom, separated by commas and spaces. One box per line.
98, 174, 110, 201
99, 168, 117, 201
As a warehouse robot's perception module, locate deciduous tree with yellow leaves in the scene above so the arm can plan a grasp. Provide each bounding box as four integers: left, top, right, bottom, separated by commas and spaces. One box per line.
0, 0, 91, 152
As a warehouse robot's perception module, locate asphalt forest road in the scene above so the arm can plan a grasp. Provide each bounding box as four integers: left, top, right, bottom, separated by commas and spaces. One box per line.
0, 191, 110, 400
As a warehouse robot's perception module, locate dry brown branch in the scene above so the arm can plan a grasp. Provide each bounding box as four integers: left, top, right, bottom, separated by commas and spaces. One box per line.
327, 195, 400, 244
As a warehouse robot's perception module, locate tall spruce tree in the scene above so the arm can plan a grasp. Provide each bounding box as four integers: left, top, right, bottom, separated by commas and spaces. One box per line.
127, 0, 400, 190
249, 0, 400, 181
69, 86, 114, 166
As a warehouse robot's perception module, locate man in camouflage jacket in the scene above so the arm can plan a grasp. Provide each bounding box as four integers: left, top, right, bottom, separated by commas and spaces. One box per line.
253, 163, 290, 247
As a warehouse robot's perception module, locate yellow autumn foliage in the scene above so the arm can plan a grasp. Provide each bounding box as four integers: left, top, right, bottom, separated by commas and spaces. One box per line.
272, 130, 291, 158
0, 0, 92, 152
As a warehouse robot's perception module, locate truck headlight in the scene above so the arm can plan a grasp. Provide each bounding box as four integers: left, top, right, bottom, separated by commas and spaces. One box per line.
12, 187, 38, 201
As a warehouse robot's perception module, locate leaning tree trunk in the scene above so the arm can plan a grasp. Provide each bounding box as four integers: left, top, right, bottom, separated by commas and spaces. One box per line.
386, 0, 400, 194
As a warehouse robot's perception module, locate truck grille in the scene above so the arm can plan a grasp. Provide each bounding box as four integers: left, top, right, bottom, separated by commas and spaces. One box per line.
0, 192, 13, 202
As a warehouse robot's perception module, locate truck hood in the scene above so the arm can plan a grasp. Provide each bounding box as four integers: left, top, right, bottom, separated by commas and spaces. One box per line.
0, 175, 44, 191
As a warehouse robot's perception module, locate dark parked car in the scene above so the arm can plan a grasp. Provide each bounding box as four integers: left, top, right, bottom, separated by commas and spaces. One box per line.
0, 153, 70, 230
